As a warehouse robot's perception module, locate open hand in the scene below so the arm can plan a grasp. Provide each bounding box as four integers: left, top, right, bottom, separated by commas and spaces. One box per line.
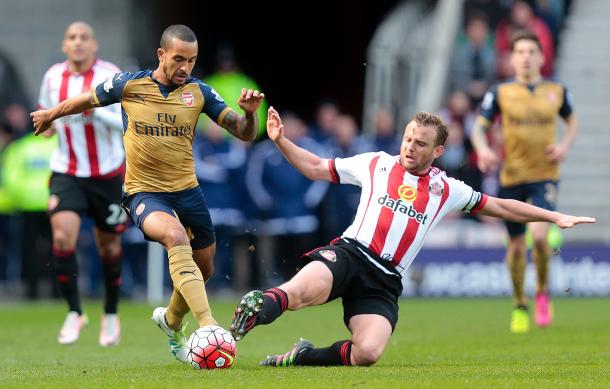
238, 88, 265, 114
266, 106, 284, 142
555, 214, 596, 228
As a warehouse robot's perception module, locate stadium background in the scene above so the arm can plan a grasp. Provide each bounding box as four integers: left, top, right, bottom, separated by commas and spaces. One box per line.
1, 1, 609, 387
0, 0, 608, 301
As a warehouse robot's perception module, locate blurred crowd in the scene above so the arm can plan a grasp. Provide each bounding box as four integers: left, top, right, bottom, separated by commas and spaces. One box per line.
440, 0, 571, 197
0, 0, 572, 299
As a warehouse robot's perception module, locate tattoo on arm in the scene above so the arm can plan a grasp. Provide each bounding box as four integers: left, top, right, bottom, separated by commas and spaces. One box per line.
221, 110, 243, 139
221, 110, 258, 141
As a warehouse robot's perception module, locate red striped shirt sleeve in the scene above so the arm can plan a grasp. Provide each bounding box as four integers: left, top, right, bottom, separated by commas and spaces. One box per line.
328, 159, 339, 184
470, 193, 488, 215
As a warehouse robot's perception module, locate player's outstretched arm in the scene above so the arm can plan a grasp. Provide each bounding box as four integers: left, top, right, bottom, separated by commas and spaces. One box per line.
267, 106, 332, 182
220, 88, 265, 141
479, 196, 596, 228
31, 90, 95, 135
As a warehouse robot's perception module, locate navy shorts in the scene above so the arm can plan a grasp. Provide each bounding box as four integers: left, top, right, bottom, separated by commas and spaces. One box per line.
122, 186, 215, 249
498, 180, 559, 236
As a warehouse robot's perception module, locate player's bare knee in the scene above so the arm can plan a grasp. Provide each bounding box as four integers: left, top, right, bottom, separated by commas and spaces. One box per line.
532, 236, 548, 253
163, 227, 189, 247
507, 239, 526, 258
352, 342, 383, 366
97, 239, 121, 258
52, 230, 74, 250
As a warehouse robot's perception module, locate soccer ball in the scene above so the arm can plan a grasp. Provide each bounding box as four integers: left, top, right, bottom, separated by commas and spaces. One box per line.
187, 325, 236, 369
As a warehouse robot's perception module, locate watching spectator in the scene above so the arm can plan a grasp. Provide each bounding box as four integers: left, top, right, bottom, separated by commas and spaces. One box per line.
450, 13, 496, 105
495, 0, 555, 78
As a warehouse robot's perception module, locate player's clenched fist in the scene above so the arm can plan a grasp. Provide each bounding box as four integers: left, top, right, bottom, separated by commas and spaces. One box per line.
266, 106, 284, 142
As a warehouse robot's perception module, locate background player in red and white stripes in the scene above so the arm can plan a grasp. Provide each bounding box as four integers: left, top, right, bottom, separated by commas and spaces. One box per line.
38, 21, 126, 346
230, 107, 595, 367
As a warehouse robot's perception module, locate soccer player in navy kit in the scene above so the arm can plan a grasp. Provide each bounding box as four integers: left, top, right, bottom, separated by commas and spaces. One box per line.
31, 24, 264, 363
471, 30, 579, 333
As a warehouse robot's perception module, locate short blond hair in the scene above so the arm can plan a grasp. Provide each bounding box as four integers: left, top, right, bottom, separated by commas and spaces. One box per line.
413, 111, 448, 146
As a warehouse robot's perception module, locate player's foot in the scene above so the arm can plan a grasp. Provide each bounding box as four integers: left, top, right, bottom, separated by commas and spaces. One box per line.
230, 290, 264, 341
535, 291, 553, 327
510, 306, 530, 333
259, 338, 314, 367
58, 311, 88, 345
99, 314, 121, 346
151, 307, 188, 363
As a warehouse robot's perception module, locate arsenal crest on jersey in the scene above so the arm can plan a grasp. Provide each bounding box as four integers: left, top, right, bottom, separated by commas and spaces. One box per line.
319, 249, 337, 262
428, 182, 444, 196
181, 91, 194, 106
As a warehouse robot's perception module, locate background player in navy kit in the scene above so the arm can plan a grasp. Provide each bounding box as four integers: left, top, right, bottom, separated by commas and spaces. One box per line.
31, 24, 265, 363
471, 30, 579, 333
230, 107, 594, 367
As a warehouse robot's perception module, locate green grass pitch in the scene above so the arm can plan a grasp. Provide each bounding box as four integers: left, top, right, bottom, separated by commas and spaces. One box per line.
1, 298, 609, 388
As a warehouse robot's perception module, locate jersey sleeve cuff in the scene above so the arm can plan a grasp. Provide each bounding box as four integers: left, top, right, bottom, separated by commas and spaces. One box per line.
216, 107, 232, 126
476, 116, 492, 129
470, 193, 488, 215
91, 87, 102, 107
328, 159, 339, 184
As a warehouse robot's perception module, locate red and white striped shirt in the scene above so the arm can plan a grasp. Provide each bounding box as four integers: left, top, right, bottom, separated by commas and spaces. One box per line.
38, 59, 124, 178
329, 152, 487, 276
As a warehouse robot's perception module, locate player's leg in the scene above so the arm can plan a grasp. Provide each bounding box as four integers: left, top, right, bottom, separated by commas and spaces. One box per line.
142, 211, 215, 327
530, 221, 551, 293
530, 221, 553, 327
529, 181, 558, 327
233, 243, 357, 341
87, 175, 128, 346
143, 211, 200, 363
48, 173, 91, 344
165, 186, 219, 328
346, 314, 392, 366
507, 233, 529, 333
163, 243, 217, 331
50, 210, 89, 344
260, 252, 400, 368
260, 314, 391, 367
50, 211, 82, 311
94, 228, 122, 346
231, 260, 334, 340
193, 242, 216, 282
121, 193, 195, 362
507, 234, 528, 307
499, 184, 530, 333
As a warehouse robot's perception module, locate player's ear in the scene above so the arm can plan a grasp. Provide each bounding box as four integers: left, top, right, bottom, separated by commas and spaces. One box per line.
157, 48, 165, 63
433, 145, 445, 159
